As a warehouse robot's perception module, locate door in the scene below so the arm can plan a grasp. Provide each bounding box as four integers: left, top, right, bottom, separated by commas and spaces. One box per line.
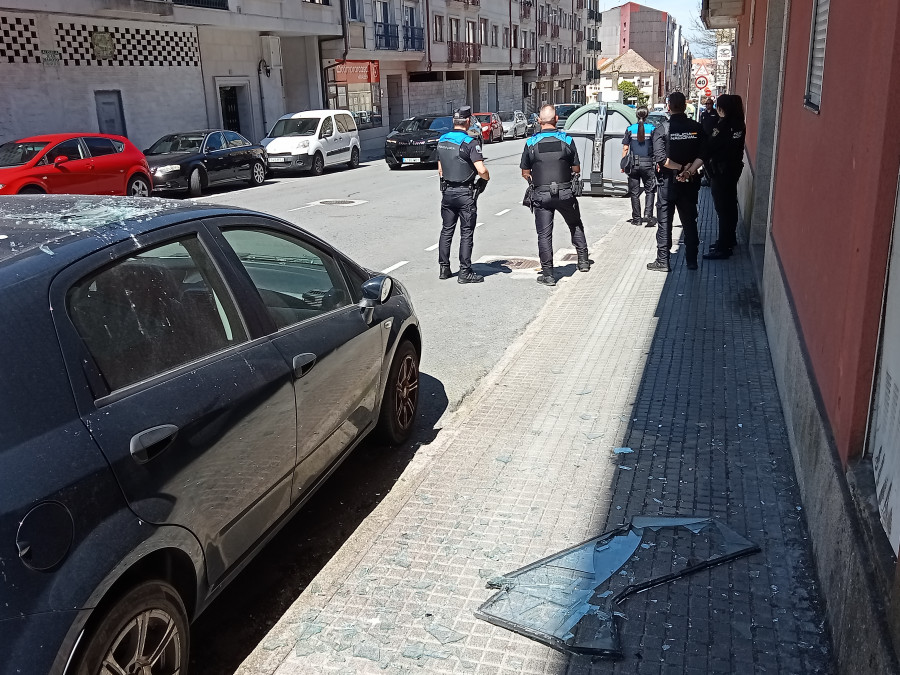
219, 86, 241, 132
203, 132, 232, 183
95, 90, 127, 137
57, 229, 297, 585
317, 115, 339, 165
41, 138, 97, 194
387, 75, 404, 130
82, 136, 124, 194
216, 224, 384, 498
487, 82, 498, 112
223, 130, 252, 180
332, 115, 353, 162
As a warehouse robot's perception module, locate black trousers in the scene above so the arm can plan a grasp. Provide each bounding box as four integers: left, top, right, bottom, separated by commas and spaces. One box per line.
709, 169, 742, 250
532, 191, 588, 269
627, 158, 657, 219
439, 187, 477, 269
655, 169, 700, 266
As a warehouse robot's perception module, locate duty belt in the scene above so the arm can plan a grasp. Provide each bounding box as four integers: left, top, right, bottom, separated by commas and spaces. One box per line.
444, 180, 474, 188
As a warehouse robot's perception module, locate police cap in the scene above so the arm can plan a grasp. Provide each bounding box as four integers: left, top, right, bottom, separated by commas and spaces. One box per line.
453, 106, 472, 120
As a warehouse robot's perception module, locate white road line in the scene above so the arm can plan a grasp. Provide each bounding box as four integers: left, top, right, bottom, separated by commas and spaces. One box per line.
287, 203, 316, 212
475, 222, 485, 228
495, 209, 510, 216
381, 260, 409, 274
425, 243, 439, 251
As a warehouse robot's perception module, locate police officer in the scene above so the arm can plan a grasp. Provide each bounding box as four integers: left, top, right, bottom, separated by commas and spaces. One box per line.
703, 94, 746, 260
621, 106, 657, 226
520, 104, 590, 287
648, 91, 707, 272
437, 106, 490, 284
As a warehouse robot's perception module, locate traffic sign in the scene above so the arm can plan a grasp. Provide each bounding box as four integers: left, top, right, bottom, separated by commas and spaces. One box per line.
695, 75, 709, 90
704, 87, 712, 97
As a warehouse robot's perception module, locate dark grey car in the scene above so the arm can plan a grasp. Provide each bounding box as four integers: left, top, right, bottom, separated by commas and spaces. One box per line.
0, 195, 420, 675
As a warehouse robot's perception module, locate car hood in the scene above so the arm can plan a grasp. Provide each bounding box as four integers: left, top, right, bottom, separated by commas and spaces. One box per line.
262, 136, 314, 153
388, 130, 442, 144
145, 152, 198, 168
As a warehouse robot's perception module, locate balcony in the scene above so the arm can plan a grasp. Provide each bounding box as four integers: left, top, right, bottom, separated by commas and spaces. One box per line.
585, 68, 601, 81
537, 20, 548, 36
520, 47, 532, 63
587, 38, 600, 51
551, 24, 559, 38
375, 22, 399, 50
551, 62, 559, 75
576, 29, 583, 41
173, 0, 229, 7
575, 63, 583, 74
404, 25, 424, 50
575, 0, 584, 8
538, 62, 548, 76
450, 0, 480, 6
448, 41, 481, 63
587, 8, 600, 21
520, 3, 531, 19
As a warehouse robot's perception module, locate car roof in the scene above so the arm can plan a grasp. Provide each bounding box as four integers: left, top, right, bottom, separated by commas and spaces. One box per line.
9, 133, 130, 143
280, 110, 347, 119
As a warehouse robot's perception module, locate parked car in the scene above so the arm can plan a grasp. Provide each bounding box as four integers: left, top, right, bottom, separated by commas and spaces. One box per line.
261, 109, 361, 176
499, 110, 527, 139
0, 194, 421, 675
468, 118, 483, 140
647, 111, 669, 128
145, 129, 267, 197
0, 133, 152, 196
525, 112, 539, 135
554, 103, 581, 129
473, 112, 503, 143
384, 115, 454, 169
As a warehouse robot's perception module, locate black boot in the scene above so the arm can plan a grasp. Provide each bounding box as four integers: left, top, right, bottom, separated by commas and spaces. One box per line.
439, 264, 452, 280
457, 267, 484, 283
537, 266, 556, 286
577, 249, 591, 272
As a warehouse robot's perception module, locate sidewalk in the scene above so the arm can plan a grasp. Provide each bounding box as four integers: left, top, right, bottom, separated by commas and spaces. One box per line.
237, 190, 833, 674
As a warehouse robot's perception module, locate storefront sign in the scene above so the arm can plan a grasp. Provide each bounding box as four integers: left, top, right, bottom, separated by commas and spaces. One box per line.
90, 31, 116, 60
336, 60, 380, 84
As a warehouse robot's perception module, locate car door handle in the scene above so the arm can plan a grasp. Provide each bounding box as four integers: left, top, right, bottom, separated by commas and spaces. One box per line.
130, 424, 179, 464
292, 353, 317, 379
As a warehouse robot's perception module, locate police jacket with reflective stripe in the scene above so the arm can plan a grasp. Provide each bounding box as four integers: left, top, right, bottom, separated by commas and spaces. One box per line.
438, 131, 478, 183
520, 130, 579, 186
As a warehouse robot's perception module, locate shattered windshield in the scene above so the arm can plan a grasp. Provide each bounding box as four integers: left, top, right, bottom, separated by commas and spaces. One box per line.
0, 141, 48, 167
476, 516, 759, 658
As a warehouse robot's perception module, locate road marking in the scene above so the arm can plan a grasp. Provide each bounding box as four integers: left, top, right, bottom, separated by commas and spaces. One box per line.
475, 222, 485, 228
495, 209, 510, 216
381, 260, 409, 274
287, 203, 316, 211
425, 243, 439, 251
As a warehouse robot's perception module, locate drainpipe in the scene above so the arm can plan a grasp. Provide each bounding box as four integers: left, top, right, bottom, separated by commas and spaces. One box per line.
509, 0, 513, 73
257, 58, 269, 133
425, 0, 432, 71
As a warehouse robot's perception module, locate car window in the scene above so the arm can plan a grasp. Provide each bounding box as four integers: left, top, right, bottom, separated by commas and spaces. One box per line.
606, 111, 630, 133
45, 139, 84, 163
335, 115, 348, 134
340, 114, 358, 132
67, 237, 247, 392
221, 228, 352, 330
223, 131, 249, 148
205, 132, 226, 152
269, 118, 320, 138
320, 116, 334, 137
0, 141, 47, 167
83, 137, 119, 157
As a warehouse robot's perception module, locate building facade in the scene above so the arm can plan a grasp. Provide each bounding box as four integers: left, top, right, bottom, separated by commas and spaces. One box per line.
590, 48, 658, 105
0, 0, 339, 150
702, 0, 900, 671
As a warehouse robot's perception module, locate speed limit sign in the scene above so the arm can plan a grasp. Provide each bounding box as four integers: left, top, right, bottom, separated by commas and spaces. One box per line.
695, 75, 709, 90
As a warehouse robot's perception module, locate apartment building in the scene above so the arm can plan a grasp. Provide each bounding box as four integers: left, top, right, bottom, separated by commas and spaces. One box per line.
0, 0, 340, 149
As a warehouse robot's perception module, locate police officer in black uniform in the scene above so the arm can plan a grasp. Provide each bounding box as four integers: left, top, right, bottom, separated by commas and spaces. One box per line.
437, 106, 490, 284
703, 94, 746, 260
648, 91, 707, 272
520, 104, 590, 287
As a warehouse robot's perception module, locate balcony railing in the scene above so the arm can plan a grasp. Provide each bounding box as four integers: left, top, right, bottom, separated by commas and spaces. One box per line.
520, 3, 531, 19
375, 22, 399, 50
404, 25, 424, 50
520, 47, 532, 63
173, 0, 229, 7
450, 0, 479, 5
550, 24, 559, 38
576, 29, 583, 41
575, 0, 584, 8
587, 8, 600, 21
537, 20, 548, 36
585, 68, 601, 81
551, 62, 559, 75
575, 63, 583, 74
538, 62, 548, 76
448, 41, 481, 63
587, 39, 601, 51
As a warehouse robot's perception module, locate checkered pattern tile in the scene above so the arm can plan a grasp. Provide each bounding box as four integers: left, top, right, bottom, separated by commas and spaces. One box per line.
0, 15, 41, 64
54, 22, 199, 67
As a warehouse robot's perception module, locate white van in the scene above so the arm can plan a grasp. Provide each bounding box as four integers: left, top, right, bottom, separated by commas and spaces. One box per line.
261, 109, 361, 175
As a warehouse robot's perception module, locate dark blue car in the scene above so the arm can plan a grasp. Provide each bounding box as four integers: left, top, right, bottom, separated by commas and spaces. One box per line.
0, 196, 421, 674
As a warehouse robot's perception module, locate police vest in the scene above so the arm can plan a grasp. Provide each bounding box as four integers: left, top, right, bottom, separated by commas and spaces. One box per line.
526, 131, 575, 186
626, 122, 655, 157
437, 131, 477, 183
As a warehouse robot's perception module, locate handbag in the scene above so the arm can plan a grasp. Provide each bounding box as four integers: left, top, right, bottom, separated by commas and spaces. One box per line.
620, 151, 634, 174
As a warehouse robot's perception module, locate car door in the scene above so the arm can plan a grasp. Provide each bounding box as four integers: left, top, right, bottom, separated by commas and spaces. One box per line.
332, 115, 352, 163
203, 131, 232, 184
317, 115, 339, 166
212, 219, 385, 499
41, 138, 97, 194
54, 225, 297, 586
224, 130, 252, 180
82, 136, 124, 194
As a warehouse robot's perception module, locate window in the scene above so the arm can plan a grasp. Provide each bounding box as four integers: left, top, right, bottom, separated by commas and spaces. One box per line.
348, 0, 362, 21
67, 238, 247, 392
45, 139, 84, 163
491, 24, 498, 47
83, 137, 118, 157
222, 229, 351, 330
480, 18, 489, 45
512, 25, 518, 48
503, 26, 509, 48
335, 115, 349, 133
320, 115, 334, 137
223, 131, 249, 148
466, 20, 476, 43
375, 0, 391, 23
449, 17, 460, 42
433, 14, 444, 42
205, 132, 225, 152
805, 0, 829, 110
339, 113, 358, 132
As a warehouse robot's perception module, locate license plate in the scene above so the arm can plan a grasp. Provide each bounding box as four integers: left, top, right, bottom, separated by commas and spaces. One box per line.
402, 157, 421, 164
268, 157, 286, 163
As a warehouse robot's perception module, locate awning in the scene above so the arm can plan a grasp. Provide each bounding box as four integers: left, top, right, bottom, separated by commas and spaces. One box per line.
701, 0, 744, 29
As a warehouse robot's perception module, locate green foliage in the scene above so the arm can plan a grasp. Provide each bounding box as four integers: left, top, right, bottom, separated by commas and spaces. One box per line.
617, 81, 648, 106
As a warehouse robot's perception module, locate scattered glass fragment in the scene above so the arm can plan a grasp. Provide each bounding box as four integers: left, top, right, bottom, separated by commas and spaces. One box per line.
352, 640, 381, 662
613, 447, 634, 454
496, 454, 512, 463
576, 388, 593, 395
426, 622, 466, 644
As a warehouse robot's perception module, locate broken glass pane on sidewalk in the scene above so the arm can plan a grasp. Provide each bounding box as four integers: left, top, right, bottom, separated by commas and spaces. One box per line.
474, 517, 759, 659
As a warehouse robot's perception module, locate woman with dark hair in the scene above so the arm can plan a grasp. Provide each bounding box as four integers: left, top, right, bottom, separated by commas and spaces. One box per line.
703, 94, 746, 260
621, 106, 658, 226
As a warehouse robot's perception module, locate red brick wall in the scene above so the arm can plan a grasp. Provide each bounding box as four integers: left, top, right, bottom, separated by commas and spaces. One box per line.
732, 0, 768, 166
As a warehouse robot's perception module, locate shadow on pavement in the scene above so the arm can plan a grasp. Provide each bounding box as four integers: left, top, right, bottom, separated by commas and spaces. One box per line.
189, 372, 448, 675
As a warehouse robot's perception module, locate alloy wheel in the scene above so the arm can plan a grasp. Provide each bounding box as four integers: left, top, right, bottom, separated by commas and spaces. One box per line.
394, 353, 419, 431
129, 178, 150, 197
252, 162, 266, 184
101, 608, 183, 674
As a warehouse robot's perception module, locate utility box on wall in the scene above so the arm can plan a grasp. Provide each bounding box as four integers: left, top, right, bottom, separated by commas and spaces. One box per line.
260, 35, 282, 68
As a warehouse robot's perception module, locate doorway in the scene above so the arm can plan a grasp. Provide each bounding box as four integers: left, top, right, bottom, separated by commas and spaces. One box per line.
95, 90, 126, 137
387, 75, 404, 130
215, 78, 255, 140
220, 86, 241, 132
487, 81, 498, 112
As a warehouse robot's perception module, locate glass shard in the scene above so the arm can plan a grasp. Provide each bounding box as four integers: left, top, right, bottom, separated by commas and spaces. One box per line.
475, 517, 759, 659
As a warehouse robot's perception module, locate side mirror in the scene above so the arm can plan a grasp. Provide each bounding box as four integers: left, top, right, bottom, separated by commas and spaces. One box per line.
361, 276, 392, 305
53, 155, 69, 166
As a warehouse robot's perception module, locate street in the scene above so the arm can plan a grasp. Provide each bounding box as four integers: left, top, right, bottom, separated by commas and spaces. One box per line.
184, 138, 629, 673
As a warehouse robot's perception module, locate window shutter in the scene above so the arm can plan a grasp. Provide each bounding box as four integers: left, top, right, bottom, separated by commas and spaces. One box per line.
805, 0, 829, 109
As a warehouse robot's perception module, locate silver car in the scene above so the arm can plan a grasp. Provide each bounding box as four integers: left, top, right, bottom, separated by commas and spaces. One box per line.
499, 111, 527, 139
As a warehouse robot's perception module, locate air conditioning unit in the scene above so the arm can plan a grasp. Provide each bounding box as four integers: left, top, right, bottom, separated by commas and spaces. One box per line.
261, 35, 283, 68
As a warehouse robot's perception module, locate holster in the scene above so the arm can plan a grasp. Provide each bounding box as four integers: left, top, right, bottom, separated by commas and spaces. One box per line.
522, 184, 534, 210
571, 174, 583, 197
549, 181, 560, 197
439, 178, 448, 192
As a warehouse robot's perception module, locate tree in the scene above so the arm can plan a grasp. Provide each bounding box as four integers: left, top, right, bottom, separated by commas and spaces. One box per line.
617, 81, 648, 106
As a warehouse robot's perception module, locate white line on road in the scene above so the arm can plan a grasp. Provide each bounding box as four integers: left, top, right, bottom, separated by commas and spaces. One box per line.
425, 243, 439, 251
381, 260, 409, 274
495, 209, 510, 216
475, 222, 485, 228
287, 203, 316, 212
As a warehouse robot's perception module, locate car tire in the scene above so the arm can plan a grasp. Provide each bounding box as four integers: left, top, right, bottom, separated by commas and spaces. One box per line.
377, 339, 420, 445
72, 581, 189, 675
248, 160, 266, 187
127, 174, 151, 197
188, 168, 203, 197
17, 186, 44, 194
388, 162, 401, 171
348, 147, 360, 169
311, 153, 325, 176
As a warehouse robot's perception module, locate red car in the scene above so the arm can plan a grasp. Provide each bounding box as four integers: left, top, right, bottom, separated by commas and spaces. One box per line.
0, 133, 152, 196
473, 112, 503, 143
